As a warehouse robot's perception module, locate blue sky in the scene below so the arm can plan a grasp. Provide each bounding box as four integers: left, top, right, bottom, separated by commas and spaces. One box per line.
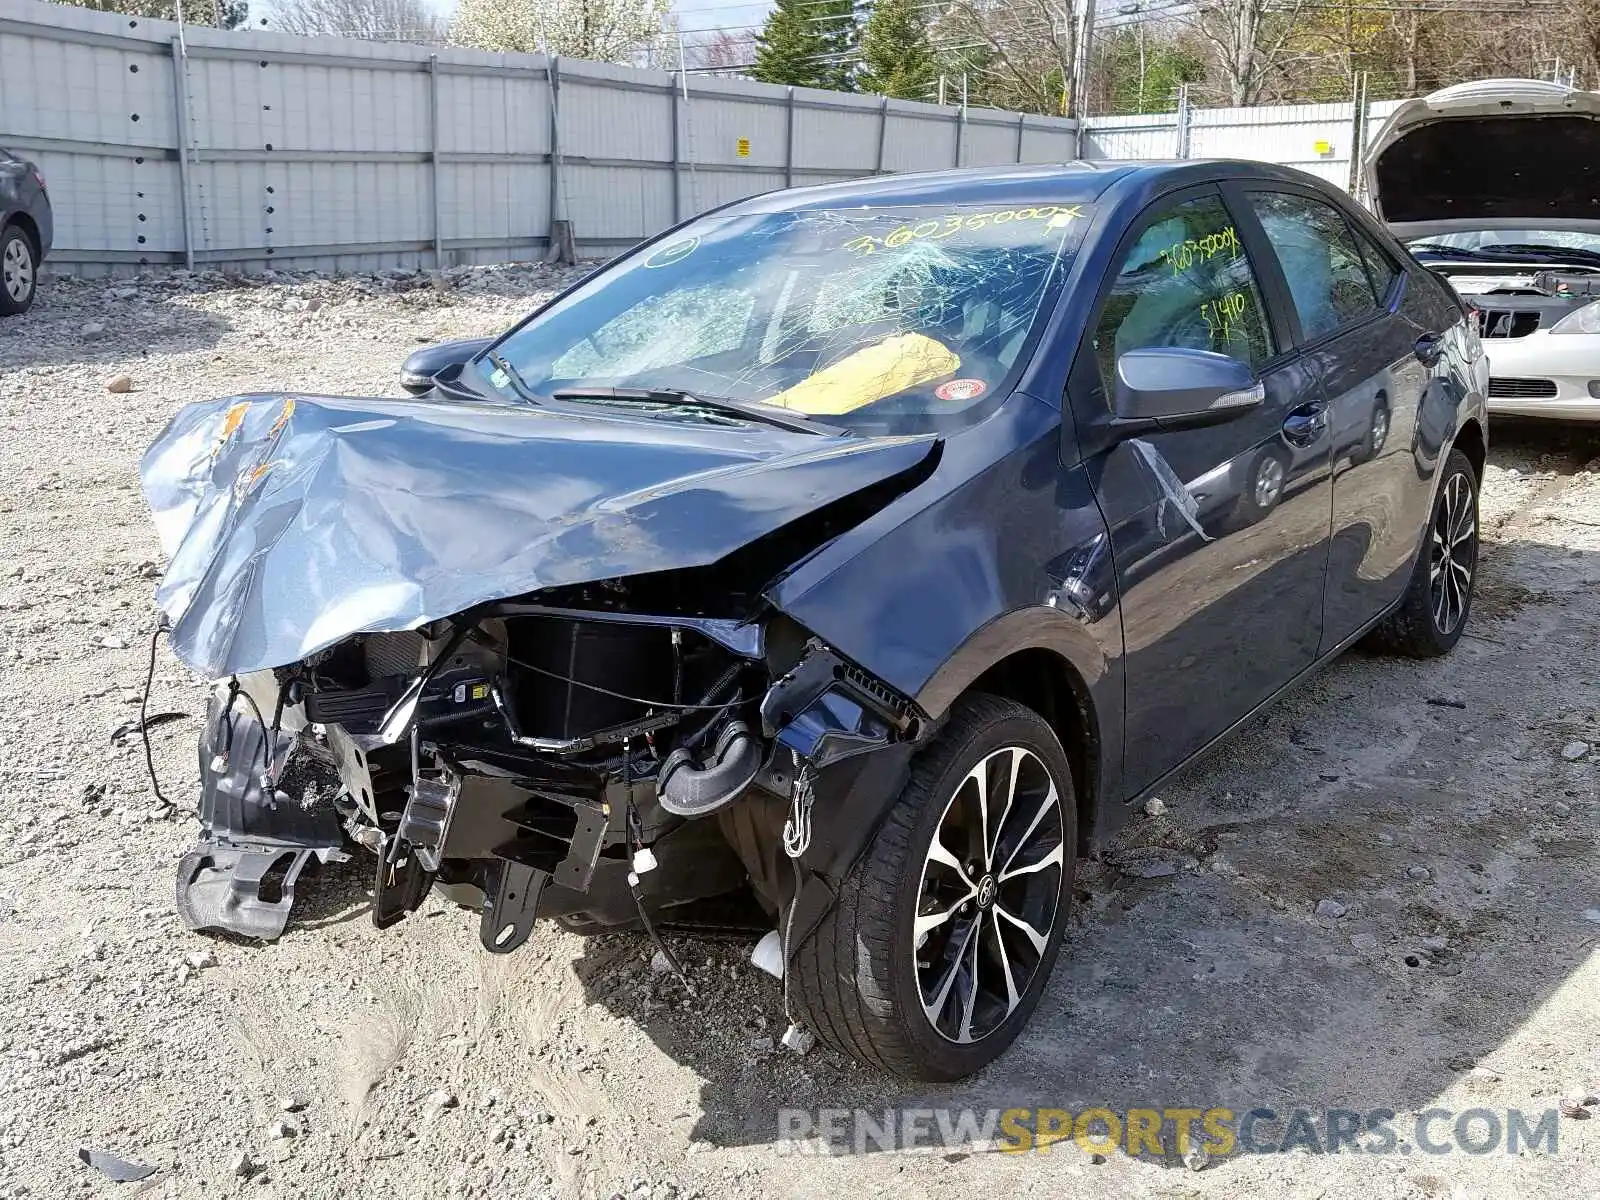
674, 0, 773, 41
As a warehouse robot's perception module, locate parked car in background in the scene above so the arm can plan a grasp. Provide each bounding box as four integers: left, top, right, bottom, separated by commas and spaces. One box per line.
1366, 79, 1600, 421
143, 160, 1487, 1081
0, 148, 51, 316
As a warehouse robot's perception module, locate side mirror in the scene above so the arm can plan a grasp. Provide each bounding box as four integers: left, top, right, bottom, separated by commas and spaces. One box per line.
399, 336, 496, 395
1113, 347, 1264, 432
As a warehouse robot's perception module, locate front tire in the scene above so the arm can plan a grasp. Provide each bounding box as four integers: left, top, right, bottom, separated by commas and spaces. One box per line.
790, 694, 1077, 1081
0, 225, 36, 316
1366, 447, 1478, 657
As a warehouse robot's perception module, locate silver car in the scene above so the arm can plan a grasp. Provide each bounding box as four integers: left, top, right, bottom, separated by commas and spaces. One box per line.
1365, 78, 1600, 421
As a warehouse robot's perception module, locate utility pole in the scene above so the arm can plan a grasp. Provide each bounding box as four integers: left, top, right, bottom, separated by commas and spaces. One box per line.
1129, 3, 1146, 113
1071, 0, 1098, 117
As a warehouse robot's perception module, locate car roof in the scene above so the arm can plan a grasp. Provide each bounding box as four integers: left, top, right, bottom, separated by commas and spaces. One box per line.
720, 159, 1345, 215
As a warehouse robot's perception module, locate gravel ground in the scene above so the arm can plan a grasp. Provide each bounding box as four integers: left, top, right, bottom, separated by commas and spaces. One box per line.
0, 267, 1597, 1200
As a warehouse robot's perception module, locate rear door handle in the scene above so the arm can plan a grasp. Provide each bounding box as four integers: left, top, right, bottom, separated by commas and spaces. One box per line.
1415, 331, 1446, 366
1282, 401, 1327, 448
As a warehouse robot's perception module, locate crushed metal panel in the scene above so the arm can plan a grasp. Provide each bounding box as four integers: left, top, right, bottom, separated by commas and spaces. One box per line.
141, 389, 935, 677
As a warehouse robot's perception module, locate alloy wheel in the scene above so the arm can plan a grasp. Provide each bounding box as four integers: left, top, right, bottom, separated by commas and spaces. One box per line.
2, 237, 32, 304
1254, 456, 1286, 508
1429, 471, 1475, 635
913, 745, 1066, 1044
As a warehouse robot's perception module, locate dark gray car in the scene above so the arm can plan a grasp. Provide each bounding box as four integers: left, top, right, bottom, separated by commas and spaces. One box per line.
1, 148, 53, 315
140, 160, 1489, 1081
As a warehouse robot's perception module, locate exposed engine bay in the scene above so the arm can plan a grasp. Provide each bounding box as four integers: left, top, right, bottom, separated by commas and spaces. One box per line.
1421, 265, 1600, 338
180, 596, 923, 951
143, 385, 948, 952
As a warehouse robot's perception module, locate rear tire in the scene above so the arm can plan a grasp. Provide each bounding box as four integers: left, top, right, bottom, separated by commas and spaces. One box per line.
1366, 448, 1478, 658
0, 225, 36, 316
789, 694, 1077, 1081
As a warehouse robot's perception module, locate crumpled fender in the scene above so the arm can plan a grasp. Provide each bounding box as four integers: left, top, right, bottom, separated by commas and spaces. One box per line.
141, 391, 937, 679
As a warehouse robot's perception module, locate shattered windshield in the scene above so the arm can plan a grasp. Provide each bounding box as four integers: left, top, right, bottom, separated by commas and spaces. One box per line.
478, 202, 1091, 434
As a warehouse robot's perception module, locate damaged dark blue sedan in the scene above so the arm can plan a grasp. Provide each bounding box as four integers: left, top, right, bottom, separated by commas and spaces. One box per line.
142, 160, 1488, 1081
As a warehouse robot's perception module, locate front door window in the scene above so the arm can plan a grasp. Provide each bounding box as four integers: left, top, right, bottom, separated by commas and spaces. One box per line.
1091, 193, 1275, 391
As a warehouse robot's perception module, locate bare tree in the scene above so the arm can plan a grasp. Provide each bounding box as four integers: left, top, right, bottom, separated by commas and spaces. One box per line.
937, 0, 1086, 114
1577, 0, 1600, 85
268, 0, 444, 41
1279, 0, 1584, 102
1186, 0, 1310, 105
688, 28, 759, 70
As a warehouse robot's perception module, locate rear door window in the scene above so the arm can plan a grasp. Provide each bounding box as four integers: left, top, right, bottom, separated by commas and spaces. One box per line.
1091, 192, 1275, 389
1249, 191, 1381, 339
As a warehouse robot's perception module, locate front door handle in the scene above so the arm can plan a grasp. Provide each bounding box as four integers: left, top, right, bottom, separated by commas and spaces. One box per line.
1282, 401, 1327, 448
1415, 331, 1446, 366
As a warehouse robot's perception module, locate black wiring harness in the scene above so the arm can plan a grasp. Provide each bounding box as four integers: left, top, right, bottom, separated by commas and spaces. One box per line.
139, 618, 174, 809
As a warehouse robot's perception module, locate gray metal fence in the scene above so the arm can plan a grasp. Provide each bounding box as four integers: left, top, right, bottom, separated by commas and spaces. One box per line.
0, 0, 1081, 275
1080, 91, 1406, 198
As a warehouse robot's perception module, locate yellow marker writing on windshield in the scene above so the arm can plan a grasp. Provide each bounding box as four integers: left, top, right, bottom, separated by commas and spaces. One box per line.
843, 205, 1083, 256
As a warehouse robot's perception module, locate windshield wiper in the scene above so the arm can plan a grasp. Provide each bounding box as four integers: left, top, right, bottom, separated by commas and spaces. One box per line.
484, 349, 539, 403
1491, 243, 1600, 268
1409, 241, 1600, 269
550, 386, 834, 436
1407, 243, 1508, 261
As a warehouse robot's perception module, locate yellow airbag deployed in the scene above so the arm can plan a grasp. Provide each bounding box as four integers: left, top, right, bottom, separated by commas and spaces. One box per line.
767, 333, 960, 415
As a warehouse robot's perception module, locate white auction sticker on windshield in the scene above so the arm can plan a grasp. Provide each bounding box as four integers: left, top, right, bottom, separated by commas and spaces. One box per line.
935, 378, 987, 402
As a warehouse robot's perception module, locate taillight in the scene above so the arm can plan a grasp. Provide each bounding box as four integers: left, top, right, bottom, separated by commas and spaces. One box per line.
31, 169, 45, 191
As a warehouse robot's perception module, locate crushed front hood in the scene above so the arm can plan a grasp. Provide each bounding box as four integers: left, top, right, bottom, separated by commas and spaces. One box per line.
1365, 79, 1600, 233
142, 392, 936, 678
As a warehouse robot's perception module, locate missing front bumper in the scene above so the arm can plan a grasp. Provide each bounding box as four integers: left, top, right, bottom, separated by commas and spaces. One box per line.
174, 687, 345, 940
